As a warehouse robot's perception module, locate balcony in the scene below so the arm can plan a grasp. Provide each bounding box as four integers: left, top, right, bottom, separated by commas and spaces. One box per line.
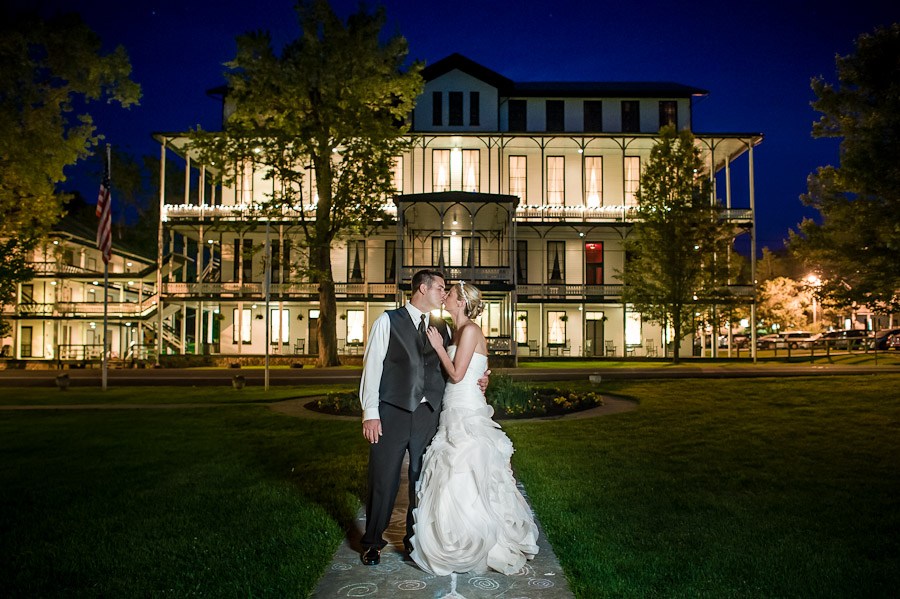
161, 282, 398, 298
518, 284, 624, 299
14, 297, 158, 318
29, 262, 101, 276
399, 266, 512, 282
162, 203, 752, 225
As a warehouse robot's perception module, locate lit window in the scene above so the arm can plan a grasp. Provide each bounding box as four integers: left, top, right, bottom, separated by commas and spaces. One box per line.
462, 150, 479, 192
347, 310, 365, 344
270, 309, 290, 343
509, 156, 526, 203
516, 310, 528, 345
433, 150, 450, 192
547, 156, 564, 205
233, 309, 251, 344
626, 311, 642, 346
548, 311, 567, 345
391, 156, 403, 195
624, 157, 640, 205
584, 157, 602, 206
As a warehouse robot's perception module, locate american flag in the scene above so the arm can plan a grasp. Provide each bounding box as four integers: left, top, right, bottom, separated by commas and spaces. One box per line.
96, 157, 112, 264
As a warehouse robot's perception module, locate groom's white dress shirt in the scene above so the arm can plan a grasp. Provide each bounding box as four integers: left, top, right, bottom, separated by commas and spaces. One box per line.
359, 302, 430, 421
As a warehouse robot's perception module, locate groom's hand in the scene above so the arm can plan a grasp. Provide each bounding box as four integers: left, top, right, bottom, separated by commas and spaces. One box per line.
477, 369, 491, 393
363, 419, 382, 444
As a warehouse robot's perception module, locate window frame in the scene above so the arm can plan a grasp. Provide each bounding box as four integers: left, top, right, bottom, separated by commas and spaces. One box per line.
584, 156, 603, 206
621, 100, 640, 133
546, 100, 565, 132
432, 91, 442, 126
546, 156, 565, 205
448, 91, 463, 126
508, 99, 527, 132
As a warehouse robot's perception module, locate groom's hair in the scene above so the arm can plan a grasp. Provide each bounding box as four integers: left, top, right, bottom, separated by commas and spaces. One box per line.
411, 269, 445, 296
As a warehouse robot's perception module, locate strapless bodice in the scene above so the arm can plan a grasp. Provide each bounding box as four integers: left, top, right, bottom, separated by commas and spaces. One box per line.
443, 346, 488, 410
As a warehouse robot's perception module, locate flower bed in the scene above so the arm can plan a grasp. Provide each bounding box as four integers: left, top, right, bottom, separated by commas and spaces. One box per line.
311, 376, 603, 419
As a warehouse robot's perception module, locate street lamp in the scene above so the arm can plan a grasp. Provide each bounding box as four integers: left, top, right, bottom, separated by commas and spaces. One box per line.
807, 274, 821, 325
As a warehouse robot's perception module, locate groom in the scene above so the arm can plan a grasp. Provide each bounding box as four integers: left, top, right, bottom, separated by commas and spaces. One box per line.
359, 269, 486, 565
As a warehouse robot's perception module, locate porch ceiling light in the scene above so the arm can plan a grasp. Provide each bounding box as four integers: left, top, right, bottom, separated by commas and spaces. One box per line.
50, 281, 57, 285
128, 281, 134, 286
89, 289, 95, 293
92, 281, 99, 285
127, 262, 132, 267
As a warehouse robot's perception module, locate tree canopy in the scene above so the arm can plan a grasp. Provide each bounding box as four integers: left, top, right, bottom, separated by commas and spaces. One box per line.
620, 125, 735, 363
0, 10, 140, 336
792, 23, 900, 314
189, 0, 422, 366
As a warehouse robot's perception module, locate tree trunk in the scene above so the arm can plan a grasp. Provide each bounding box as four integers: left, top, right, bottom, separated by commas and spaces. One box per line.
672, 305, 681, 365
313, 153, 341, 368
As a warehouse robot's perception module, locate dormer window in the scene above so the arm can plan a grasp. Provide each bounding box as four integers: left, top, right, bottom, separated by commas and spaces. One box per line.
449, 92, 463, 125
432, 92, 442, 126
470, 92, 480, 126
509, 100, 527, 132
584, 101, 603, 133
621, 101, 640, 133
546, 100, 564, 132
659, 100, 677, 129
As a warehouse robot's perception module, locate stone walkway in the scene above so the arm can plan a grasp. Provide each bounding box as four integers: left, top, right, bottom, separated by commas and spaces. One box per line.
310, 456, 575, 599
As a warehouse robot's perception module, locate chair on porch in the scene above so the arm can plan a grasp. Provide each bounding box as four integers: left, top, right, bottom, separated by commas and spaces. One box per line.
645, 338, 658, 357
527, 340, 539, 356
562, 339, 571, 356
293, 338, 305, 354
604, 339, 617, 357
337, 338, 346, 354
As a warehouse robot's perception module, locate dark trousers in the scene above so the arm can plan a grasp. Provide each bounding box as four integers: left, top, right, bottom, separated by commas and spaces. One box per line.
362, 400, 440, 550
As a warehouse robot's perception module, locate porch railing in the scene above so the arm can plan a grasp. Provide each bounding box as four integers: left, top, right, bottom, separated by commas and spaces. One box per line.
162, 282, 398, 297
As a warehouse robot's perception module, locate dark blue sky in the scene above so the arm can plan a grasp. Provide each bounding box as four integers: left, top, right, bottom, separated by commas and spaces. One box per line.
31, 0, 900, 251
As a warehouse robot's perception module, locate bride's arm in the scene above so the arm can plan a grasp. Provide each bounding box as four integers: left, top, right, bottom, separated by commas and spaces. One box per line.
427, 325, 479, 383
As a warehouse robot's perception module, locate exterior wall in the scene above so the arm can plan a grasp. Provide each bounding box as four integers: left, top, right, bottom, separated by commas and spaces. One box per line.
414, 71, 500, 133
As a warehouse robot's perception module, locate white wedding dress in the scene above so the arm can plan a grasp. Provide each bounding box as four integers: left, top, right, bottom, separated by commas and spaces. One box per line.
410, 347, 539, 575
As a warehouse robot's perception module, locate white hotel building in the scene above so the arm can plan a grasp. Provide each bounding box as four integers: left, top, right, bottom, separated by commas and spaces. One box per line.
3, 54, 761, 364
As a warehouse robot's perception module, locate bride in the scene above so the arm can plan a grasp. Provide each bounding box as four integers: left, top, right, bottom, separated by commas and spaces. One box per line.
410, 280, 539, 576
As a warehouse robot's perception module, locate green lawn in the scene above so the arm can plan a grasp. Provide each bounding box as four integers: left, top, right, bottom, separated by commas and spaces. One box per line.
0, 384, 354, 406
517, 351, 900, 368
0, 404, 368, 598
2, 376, 898, 598
505, 374, 900, 598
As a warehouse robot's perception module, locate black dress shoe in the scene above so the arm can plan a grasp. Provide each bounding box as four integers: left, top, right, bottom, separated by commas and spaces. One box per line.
404, 541, 414, 555
361, 547, 381, 566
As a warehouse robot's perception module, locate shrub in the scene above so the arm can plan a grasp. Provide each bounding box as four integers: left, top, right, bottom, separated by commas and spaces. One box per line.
317, 389, 361, 416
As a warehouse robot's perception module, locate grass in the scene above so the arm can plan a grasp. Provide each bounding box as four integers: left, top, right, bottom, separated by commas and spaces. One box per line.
0, 384, 355, 406
517, 351, 900, 368
504, 374, 900, 598
2, 376, 898, 598
0, 404, 368, 598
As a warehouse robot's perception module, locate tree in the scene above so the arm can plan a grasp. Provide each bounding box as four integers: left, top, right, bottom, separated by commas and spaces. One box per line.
757, 277, 812, 332
0, 10, 141, 336
792, 24, 900, 314
189, 0, 422, 367
620, 125, 735, 363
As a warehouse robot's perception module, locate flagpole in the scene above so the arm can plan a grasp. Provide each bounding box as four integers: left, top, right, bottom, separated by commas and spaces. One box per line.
264, 219, 271, 391
102, 144, 111, 391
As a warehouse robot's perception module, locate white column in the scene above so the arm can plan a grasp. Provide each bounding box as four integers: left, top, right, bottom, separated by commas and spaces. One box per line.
749, 142, 758, 363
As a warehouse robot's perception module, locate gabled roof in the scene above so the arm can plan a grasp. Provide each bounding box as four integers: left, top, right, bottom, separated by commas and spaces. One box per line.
423, 54, 707, 99
421, 53, 514, 91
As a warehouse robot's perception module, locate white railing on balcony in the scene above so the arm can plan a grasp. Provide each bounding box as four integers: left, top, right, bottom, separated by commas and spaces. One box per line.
517, 284, 624, 298
163, 202, 398, 221
163, 202, 752, 224
29, 262, 101, 276
162, 282, 398, 297
399, 266, 513, 281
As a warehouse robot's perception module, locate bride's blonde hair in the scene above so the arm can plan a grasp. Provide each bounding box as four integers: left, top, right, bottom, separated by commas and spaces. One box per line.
452, 281, 485, 319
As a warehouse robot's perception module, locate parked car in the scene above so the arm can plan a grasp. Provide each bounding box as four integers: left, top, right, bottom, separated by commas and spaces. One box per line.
887, 333, 900, 351
874, 328, 900, 350
811, 329, 873, 349
757, 331, 814, 349
756, 333, 780, 349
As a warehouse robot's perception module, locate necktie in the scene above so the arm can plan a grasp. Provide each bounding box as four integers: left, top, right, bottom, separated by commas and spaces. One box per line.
418, 314, 427, 349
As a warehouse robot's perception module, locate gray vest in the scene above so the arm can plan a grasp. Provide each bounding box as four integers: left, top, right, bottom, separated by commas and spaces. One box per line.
379, 308, 450, 412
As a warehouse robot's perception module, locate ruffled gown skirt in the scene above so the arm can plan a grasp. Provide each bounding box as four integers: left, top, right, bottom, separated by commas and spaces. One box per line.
410, 352, 539, 575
